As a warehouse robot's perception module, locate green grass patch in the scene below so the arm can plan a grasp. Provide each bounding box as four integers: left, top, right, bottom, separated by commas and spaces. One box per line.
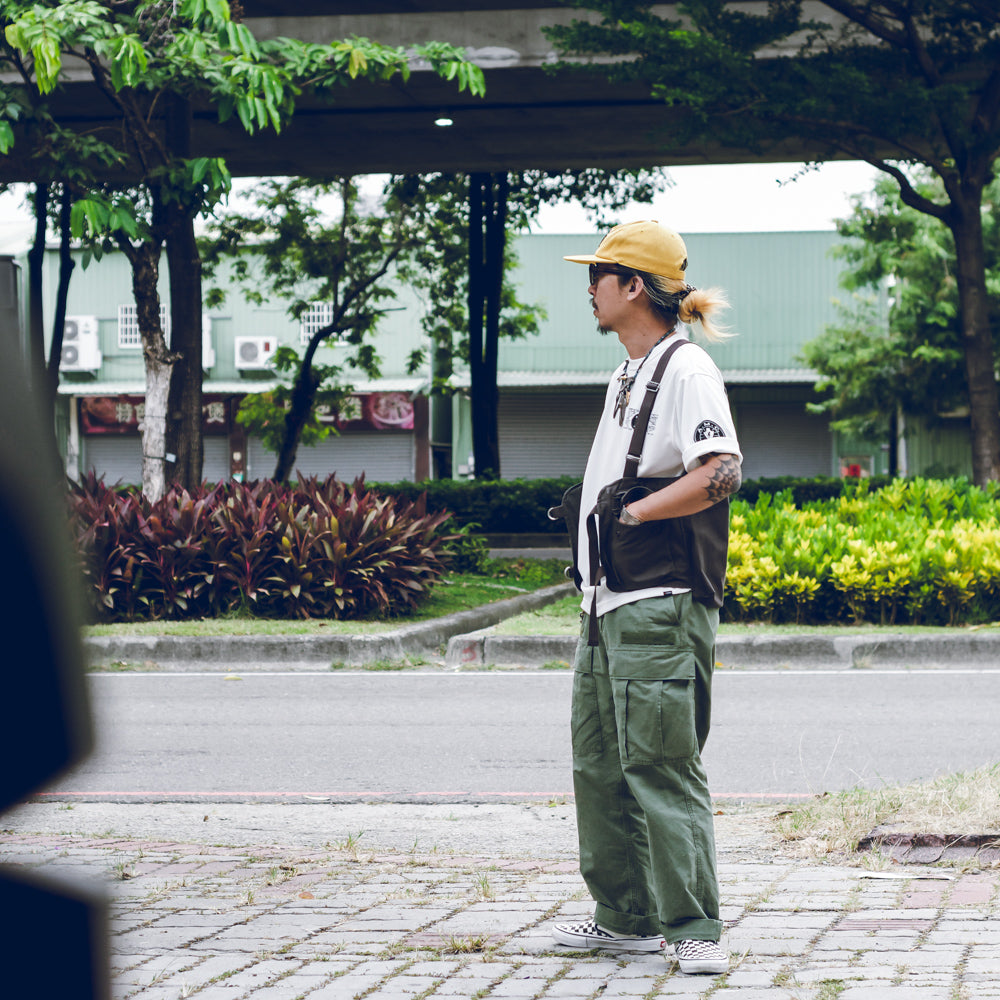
776, 762, 1000, 859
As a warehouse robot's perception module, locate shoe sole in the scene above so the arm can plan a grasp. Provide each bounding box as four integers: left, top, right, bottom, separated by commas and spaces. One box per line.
677, 959, 729, 974
552, 928, 665, 952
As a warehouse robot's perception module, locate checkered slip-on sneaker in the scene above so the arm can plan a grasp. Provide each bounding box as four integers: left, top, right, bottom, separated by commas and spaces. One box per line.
552, 919, 665, 952
673, 938, 729, 974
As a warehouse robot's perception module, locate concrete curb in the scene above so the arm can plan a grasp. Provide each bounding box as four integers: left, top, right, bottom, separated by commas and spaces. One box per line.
718, 631, 1000, 669
82, 582, 576, 670
83, 583, 1000, 671
446, 630, 1000, 669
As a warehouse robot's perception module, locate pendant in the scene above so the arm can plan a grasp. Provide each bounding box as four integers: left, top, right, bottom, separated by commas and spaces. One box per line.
614, 375, 634, 426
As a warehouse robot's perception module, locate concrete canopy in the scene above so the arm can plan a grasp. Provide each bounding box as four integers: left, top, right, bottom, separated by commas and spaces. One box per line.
0, 1, 818, 181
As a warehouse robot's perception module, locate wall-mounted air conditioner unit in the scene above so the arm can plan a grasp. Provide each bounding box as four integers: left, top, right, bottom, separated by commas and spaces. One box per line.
59, 316, 102, 371
234, 336, 277, 370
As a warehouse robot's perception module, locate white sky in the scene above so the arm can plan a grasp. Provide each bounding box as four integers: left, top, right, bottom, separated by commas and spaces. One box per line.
0, 160, 881, 249
534, 160, 881, 233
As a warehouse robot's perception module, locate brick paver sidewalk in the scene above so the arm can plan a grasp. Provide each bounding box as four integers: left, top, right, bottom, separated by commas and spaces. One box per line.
2, 827, 999, 999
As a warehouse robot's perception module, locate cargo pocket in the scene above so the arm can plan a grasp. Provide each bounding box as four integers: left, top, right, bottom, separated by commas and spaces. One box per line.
610, 648, 697, 764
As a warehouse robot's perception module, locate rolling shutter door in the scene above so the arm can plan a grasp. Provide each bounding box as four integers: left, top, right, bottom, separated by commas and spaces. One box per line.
82, 436, 232, 487
499, 392, 599, 480
81, 436, 141, 487
736, 402, 833, 479
203, 436, 229, 483
248, 432, 414, 482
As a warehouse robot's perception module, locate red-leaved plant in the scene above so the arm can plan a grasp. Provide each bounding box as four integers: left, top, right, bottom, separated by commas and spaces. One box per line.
67, 473, 455, 622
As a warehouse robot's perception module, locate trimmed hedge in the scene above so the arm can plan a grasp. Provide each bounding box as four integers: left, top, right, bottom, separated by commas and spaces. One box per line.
371, 474, 905, 535
726, 477, 1000, 626
371, 475, 580, 535
68, 474, 456, 622
377, 473, 1000, 625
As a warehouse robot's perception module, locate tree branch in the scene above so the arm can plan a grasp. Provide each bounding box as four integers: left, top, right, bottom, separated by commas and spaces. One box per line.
769, 108, 949, 175
818, 0, 909, 49
76, 46, 167, 176
818, 1, 965, 168
861, 155, 952, 221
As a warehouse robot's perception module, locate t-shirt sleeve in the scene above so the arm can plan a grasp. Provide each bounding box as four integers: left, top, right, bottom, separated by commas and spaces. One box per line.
674, 370, 742, 472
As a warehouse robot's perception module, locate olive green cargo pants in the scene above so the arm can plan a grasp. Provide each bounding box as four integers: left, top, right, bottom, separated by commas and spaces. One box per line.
571, 592, 722, 944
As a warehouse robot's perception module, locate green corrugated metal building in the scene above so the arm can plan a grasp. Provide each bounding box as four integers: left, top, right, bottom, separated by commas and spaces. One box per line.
36, 227, 966, 485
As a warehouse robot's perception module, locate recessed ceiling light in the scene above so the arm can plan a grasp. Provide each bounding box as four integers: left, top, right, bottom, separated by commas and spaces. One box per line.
434, 116, 454, 127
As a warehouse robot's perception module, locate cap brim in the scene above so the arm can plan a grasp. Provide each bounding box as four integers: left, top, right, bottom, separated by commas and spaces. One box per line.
563, 253, 615, 265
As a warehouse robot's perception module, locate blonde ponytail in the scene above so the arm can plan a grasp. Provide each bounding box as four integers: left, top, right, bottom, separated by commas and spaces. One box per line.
676, 285, 733, 343
621, 269, 736, 343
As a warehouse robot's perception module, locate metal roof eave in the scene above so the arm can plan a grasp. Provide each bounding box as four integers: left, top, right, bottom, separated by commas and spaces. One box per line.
490, 368, 819, 388
57, 376, 429, 396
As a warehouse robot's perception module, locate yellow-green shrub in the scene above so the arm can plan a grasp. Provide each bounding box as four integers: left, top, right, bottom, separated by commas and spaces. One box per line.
725, 478, 1000, 625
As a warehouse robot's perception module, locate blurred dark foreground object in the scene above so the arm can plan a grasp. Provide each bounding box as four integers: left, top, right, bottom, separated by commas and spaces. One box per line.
0, 256, 109, 999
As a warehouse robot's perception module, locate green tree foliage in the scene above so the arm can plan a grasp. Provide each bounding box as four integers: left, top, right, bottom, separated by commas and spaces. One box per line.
201, 175, 432, 481
1, 0, 484, 498
546, 1, 1000, 485
802, 167, 1000, 463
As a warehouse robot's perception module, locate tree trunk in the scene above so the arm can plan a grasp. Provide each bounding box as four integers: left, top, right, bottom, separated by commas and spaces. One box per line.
273, 332, 324, 482
165, 207, 204, 490
46, 187, 75, 409
467, 172, 505, 480
130, 243, 174, 501
949, 191, 1000, 486
163, 96, 205, 490
26, 183, 48, 391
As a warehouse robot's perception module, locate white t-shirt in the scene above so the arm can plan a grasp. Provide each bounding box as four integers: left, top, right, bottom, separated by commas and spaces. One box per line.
578, 330, 742, 617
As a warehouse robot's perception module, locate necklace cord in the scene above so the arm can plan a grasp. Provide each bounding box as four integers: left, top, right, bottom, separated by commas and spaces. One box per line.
613, 327, 675, 426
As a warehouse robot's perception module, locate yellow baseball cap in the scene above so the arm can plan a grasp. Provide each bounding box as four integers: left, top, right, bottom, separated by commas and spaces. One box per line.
564, 220, 688, 280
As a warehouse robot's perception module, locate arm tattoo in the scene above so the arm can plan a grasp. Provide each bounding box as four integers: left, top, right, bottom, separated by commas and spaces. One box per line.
703, 453, 742, 504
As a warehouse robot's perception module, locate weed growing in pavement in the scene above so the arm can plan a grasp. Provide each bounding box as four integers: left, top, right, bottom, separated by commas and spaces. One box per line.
473, 873, 495, 901
265, 863, 298, 886
367, 659, 410, 671
332, 830, 366, 859
110, 854, 135, 880
771, 967, 792, 987
815, 981, 847, 1000
442, 933, 492, 954
741, 886, 773, 913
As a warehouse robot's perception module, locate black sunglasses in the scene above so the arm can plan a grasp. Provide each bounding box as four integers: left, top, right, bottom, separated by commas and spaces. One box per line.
589, 263, 631, 285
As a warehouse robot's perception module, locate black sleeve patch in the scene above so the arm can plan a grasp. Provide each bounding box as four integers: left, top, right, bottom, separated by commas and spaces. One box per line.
694, 419, 726, 441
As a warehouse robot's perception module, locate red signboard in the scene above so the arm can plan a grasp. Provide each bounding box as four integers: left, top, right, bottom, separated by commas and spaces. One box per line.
80, 395, 232, 435
320, 392, 415, 431
79, 391, 415, 435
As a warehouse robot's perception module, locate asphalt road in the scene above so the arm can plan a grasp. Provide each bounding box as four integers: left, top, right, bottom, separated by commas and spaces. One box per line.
36, 668, 1000, 804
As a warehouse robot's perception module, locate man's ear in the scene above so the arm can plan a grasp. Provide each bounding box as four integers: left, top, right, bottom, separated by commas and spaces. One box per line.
626, 274, 645, 301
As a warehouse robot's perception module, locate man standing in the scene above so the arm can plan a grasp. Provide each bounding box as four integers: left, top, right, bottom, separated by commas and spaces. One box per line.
552, 221, 741, 976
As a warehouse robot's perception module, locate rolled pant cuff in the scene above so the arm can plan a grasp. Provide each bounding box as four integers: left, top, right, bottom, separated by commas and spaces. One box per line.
663, 918, 724, 945
593, 903, 662, 938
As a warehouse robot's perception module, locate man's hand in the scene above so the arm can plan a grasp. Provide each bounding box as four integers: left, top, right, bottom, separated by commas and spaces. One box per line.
621, 453, 741, 522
